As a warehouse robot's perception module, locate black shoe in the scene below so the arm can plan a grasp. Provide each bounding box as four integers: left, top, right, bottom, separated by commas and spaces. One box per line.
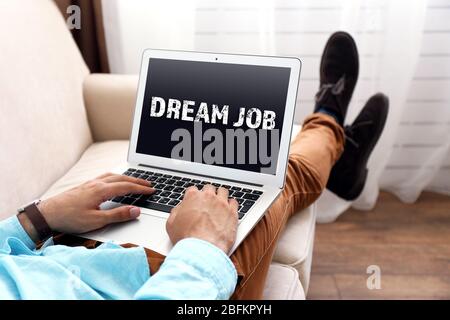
314, 31, 359, 125
327, 93, 389, 200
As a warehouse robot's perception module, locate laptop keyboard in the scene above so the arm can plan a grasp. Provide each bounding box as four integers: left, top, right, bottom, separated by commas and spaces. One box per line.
110, 168, 263, 220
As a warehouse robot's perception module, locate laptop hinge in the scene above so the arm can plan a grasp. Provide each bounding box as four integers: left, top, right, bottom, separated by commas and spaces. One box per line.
138, 163, 263, 187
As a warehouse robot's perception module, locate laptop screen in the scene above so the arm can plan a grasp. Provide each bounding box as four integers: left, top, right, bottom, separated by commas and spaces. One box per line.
136, 58, 291, 175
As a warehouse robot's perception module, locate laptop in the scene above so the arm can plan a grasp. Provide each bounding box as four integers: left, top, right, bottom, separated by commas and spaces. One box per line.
84, 49, 301, 255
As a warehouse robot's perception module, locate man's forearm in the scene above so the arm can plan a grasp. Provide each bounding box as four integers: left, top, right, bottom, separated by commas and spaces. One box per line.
134, 238, 237, 300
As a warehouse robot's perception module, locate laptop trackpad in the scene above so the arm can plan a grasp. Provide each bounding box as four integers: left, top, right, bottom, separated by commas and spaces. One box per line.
83, 214, 173, 256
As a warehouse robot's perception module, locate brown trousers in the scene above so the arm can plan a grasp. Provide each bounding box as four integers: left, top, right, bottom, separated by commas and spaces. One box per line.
56, 113, 344, 300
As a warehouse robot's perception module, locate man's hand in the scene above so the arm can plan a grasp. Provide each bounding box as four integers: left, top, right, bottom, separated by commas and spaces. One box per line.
36, 173, 154, 235
166, 184, 239, 254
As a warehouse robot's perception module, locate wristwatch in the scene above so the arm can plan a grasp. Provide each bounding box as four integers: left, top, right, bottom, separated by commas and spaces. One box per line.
17, 200, 53, 242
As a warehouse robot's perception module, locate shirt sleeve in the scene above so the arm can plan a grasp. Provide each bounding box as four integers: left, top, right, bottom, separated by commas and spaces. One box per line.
134, 238, 237, 300
0, 216, 36, 251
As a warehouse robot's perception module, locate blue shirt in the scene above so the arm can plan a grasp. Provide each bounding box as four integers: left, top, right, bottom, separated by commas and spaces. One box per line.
0, 216, 237, 299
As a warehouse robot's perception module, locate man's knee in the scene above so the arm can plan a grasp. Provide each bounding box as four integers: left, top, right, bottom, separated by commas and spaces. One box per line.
284, 154, 326, 209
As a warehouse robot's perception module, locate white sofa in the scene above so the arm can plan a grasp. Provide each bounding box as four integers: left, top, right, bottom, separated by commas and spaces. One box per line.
0, 0, 316, 300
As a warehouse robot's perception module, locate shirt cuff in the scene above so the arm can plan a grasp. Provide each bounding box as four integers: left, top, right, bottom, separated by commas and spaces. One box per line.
0, 216, 36, 250
167, 238, 238, 299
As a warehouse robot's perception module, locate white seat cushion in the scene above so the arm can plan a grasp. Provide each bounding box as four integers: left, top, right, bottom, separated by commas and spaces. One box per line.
263, 264, 305, 300
273, 206, 316, 293
42, 141, 129, 199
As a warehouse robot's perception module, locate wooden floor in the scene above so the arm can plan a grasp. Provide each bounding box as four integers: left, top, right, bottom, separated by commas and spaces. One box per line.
307, 191, 450, 299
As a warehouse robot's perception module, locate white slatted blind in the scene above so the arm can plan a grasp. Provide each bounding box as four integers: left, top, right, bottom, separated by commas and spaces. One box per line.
103, 0, 450, 196
192, 0, 450, 195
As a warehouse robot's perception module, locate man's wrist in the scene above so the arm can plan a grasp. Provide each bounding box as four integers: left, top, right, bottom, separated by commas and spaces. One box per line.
170, 238, 238, 298
191, 235, 233, 254
17, 211, 40, 244
36, 199, 54, 228
17, 201, 54, 243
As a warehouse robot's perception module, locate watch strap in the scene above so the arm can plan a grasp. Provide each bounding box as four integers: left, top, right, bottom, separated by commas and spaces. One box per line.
21, 202, 52, 241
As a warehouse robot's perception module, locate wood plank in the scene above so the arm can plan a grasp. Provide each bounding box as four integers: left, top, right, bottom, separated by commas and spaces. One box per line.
308, 191, 450, 299
307, 274, 341, 300
335, 274, 450, 300
312, 243, 450, 276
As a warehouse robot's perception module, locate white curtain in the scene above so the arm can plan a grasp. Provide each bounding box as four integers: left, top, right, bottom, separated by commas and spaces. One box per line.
102, 0, 450, 222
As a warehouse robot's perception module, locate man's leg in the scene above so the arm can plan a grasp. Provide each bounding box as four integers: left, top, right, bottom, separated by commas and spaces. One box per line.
229, 113, 344, 299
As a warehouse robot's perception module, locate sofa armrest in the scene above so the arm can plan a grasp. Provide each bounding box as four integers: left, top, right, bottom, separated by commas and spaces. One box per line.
263, 264, 305, 300
273, 204, 316, 294
83, 74, 139, 141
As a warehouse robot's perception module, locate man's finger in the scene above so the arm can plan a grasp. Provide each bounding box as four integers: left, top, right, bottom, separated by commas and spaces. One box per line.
101, 182, 154, 199
228, 198, 239, 213
101, 206, 141, 225
183, 186, 198, 199
166, 207, 178, 228
101, 174, 151, 187
202, 184, 216, 195
217, 187, 228, 200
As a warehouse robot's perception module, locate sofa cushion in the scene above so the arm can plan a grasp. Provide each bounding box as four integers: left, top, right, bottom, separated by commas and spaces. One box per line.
0, 0, 92, 218
263, 264, 305, 300
84, 74, 139, 142
273, 206, 316, 293
42, 141, 129, 199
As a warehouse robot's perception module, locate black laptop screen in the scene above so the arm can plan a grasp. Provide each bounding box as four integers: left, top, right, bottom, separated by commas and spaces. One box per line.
135, 58, 291, 175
